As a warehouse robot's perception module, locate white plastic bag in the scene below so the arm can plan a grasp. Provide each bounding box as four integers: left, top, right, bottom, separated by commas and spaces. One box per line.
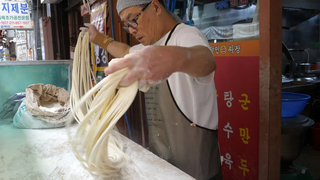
13, 99, 65, 129
0, 93, 25, 120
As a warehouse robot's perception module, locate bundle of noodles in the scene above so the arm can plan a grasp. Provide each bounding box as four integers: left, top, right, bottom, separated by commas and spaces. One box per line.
69, 31, 96, 122
68, 31, 139, 178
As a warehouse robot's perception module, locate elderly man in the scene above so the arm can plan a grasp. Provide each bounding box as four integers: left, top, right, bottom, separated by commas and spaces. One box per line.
83, 0, 221, 179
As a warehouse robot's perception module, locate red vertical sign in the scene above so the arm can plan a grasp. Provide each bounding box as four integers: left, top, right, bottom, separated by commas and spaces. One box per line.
213, 40, 259, 180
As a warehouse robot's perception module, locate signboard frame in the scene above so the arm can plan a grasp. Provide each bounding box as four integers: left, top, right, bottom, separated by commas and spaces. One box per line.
214, 40, 260, 180
0, 1, 32, 29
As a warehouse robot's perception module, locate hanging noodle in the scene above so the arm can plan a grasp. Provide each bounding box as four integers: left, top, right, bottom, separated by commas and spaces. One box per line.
68, 31, 139, 178
69, 32, 95, 122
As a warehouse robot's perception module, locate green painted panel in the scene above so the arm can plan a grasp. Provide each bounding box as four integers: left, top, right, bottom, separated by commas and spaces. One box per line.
0, 62, 71, 111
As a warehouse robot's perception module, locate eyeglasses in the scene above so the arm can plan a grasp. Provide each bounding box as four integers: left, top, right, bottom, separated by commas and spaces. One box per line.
122, 2, 151, 33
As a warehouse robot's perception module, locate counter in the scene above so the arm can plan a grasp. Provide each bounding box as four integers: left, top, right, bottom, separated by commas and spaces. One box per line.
282, 82, 316, 92
0, 119, 195, 180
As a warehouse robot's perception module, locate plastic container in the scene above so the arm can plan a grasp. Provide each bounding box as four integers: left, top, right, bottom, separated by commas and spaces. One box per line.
311, 123, 320, 151
281, 92, 310, 118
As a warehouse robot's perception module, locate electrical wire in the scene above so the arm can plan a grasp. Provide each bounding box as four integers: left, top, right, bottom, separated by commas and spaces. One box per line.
170, 0, 176, 13
110, 0, 115, 39
125, 112, 133, 140
180, 0, 187, 19
109, 0, 131, 138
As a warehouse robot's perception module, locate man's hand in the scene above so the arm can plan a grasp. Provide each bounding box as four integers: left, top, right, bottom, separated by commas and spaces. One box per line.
80, 23, 99, 42
104, 46, 182, 88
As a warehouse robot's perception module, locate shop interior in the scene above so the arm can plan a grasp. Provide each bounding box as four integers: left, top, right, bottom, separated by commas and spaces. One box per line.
0, 0, 320, 179
281, 1, 320, 180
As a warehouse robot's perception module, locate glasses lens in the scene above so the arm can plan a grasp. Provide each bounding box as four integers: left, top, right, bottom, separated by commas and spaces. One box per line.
130, 19, 138, 28
122, 26, 129, 33
122, 22, 138, 33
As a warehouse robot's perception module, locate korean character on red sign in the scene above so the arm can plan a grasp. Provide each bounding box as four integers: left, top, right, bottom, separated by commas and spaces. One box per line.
239, 128, 250, 144
20, 3, 28, 14
235, 44, 241, 54
229, 0, 239, 7
210, 45, 215, 53
238, 159, 250, 176
238, 93, 250, 110
223, 153, 233, 170
228, 45, 234, 54
224, 91, 234, 108
1, 3, 10, 13
223, 122, 233, 139
215, 46, 220, 54
239, 0, 248, 5
220, 45, 227, 55
11, 3, 19, 14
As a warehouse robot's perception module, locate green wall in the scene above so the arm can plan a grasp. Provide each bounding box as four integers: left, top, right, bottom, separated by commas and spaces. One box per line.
0, 61, 72, 110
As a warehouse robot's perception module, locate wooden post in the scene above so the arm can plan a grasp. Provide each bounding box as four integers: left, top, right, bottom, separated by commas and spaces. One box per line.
259, 0, 283, 179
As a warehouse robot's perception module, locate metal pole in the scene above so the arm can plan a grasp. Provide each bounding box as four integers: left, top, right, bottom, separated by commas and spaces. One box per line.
54, 4, 61, 59
259, 0, 282, 179
139, 92, 146, 147
35, 0, 39, 60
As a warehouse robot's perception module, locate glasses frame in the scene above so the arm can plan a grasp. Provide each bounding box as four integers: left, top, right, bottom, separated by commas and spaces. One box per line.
122, 2, 151, 33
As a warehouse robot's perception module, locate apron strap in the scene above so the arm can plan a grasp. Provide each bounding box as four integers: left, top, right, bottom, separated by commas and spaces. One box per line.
164, 23, 215, 131
164, 23, 180, 46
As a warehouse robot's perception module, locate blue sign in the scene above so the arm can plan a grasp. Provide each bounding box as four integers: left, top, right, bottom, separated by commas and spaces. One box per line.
0, 1, 31, 29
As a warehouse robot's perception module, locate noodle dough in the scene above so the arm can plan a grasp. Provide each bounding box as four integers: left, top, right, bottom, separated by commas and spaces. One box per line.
69, 32, 141, 178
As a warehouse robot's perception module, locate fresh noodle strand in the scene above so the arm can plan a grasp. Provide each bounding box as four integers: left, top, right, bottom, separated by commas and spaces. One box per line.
68, 31, 139, 178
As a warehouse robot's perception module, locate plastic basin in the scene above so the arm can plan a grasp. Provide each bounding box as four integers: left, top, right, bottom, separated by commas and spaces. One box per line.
282, 92, 310, 118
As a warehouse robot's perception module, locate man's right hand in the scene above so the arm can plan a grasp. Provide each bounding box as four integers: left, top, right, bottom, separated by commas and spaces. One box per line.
80, 23, 131, 59
80, 23, 99, 42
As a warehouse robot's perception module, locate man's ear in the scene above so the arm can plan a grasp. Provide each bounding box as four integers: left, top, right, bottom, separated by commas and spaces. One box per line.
152, 0, 162, 15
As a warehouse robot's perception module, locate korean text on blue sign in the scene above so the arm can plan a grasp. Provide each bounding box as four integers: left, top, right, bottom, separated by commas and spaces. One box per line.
0, 1, 31, 29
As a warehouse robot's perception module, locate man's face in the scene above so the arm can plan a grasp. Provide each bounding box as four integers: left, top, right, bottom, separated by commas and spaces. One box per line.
119, 2, 159, 45
10, 57, 16, 61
